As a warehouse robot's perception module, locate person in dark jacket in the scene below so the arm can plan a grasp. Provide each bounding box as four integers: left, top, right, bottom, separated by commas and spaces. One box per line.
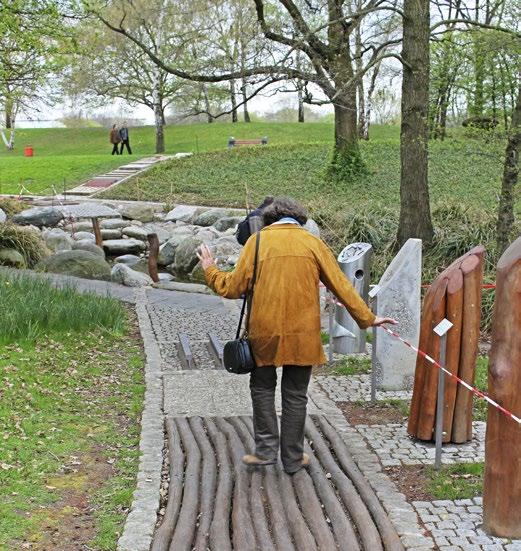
109, 124, 120, 155
119, 121, 132, 154
235, 196, 274, 245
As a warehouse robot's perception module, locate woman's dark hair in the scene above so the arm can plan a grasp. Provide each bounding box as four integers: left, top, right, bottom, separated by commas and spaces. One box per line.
262, 197, 308, 226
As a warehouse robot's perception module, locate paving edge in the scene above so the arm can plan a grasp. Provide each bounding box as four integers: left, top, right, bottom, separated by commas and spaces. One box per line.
117, 288, 164, 551
308, 382, 437, 550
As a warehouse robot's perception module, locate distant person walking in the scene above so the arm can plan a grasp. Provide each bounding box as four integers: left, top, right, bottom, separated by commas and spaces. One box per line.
119, 121, 132, 155
109, 124, 120, 155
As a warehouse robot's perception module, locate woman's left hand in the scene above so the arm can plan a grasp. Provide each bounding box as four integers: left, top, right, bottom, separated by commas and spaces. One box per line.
372, 316, 398, 327
197, 244, 216, 270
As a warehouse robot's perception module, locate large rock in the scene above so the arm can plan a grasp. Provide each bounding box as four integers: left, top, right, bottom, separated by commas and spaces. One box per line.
12, 206, 64, 228
0, 248, 26, 268
101, 229, 122, 240
114, 254, 141, 267
142, 222, 176, 244
172, 236, 203, 275
374, 238, 422, 390
165, 205, 199, 223
195, 227, 220, 242
63, 220, 93, 233
0, 208, 6, 223
119, 203, 155, 223
72, 231, 95, 242
211, 236, 242, 269
193, 209, 235, 227
122, 226, 148, 240
158, 230, 194, 266
213, 216, 243, 232
102, 238, 146, 256
100, 218, 126, 230
37, 250, 111, 281
72, 240, 105, 258
111, 263, 152, 287
42, 228, 73, 253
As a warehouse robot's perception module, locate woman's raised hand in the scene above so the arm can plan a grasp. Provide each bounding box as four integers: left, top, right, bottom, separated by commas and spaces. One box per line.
197, 244, 216, 270
372, 316, 398, 327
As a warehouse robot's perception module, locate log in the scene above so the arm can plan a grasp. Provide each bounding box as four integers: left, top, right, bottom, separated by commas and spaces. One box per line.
442, 269, 464, 442
91, 217, 103, 248
416, 279, 448, 440
452, 253, 483, 442
148, 233, 160, 283
483, 236, 521, 537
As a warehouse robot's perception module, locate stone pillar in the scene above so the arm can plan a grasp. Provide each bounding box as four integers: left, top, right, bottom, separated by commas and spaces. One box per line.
374, 238, 422, 390
332, 242, 372, 354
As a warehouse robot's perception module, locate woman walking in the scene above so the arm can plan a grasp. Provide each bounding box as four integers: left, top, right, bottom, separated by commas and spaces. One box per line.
109, 124, 120, 155
198, 197, 395, 474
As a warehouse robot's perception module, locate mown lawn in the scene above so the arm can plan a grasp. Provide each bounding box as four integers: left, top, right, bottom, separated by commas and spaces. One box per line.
0, 272, 145, 549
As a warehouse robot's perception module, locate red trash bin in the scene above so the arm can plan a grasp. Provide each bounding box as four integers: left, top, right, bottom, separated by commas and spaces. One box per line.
24, 146, 33, 157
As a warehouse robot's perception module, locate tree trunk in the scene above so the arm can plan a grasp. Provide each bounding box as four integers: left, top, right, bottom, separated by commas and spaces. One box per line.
333, 98, 359, 153
496, 79, 521, 254
470, 35, 485, 117
297, 82, 305, 123
202, 84, 213, 123
397, 0, 434, 245
358, 81, 366, 139
230, 80, 238, 123
4, 96, 14, 129
152, 71, 165, 154
241, 79, 251, 123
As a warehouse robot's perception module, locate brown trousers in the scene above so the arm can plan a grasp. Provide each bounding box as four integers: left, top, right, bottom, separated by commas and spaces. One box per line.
249, 365, 312, 473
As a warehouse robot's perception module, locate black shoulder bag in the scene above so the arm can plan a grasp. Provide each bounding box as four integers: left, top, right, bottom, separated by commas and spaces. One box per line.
223, 232, 261, 374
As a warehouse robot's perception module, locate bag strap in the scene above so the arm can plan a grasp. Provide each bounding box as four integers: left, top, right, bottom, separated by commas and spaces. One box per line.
235, 232, 261, 339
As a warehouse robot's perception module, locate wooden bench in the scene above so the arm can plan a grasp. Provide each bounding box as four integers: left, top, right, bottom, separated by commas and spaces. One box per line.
228, 136, 268, 148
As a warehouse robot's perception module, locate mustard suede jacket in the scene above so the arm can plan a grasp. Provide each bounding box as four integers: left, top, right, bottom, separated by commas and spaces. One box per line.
205, 224, 375, 367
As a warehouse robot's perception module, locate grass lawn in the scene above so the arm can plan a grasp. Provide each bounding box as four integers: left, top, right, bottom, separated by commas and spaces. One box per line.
0, 272, 145, 549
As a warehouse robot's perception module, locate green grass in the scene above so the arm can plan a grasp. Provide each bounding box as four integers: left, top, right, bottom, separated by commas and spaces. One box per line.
0, 272, 126, 343
330, 355, 372, 376
426, 462, 484, 500
0, 272, 144, 549
473, 356, 489, 421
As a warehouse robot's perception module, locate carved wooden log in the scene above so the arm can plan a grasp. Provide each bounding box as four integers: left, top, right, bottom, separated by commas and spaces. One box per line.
148, 233, 160, 283
91, 217, 103, 248
452, 252, 484, 442
483, 236, 521, 537
442, 269, 464, 442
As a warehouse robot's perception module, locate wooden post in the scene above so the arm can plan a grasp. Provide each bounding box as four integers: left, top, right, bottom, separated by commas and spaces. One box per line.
483, 236, 521, 537
91, 217, 103, 248
148, 233, 160, 283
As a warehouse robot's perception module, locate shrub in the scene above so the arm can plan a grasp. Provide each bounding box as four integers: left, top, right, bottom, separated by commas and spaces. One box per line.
0, 223, 51, 267
0, 198, 27, 217
0, 271, 126, 343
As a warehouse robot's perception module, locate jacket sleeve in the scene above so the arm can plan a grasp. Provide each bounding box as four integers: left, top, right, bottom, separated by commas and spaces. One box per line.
204, 236, 255, 299
316, 239, 375, 329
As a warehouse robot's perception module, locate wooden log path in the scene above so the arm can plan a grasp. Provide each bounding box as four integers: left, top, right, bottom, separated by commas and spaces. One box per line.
152, 414, 405, 551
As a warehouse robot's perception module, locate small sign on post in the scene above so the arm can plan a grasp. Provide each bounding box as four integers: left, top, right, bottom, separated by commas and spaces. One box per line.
433, 318, 453, 470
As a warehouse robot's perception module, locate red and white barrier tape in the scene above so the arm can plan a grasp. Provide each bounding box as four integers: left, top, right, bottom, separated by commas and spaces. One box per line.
380, 326, 521, 425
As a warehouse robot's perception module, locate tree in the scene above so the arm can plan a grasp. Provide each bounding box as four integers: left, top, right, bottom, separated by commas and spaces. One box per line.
496, 77, 521, 253
397, 0, 434, 245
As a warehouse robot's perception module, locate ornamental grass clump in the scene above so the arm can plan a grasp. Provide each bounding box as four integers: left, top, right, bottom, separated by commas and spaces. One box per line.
0, 272, 126, 343
0, 223, 51, 267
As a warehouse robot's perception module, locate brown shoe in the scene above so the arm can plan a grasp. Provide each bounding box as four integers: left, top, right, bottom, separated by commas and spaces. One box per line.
242, 454, 277, 466
284, 453, 310, 474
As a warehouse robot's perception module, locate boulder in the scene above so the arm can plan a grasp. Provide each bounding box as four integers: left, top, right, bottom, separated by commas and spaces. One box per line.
102, 238, 146, 256
142, 222, 176, 244
71, 240, 105, 258
193, 209, 234, 227
122, 226, 148, 240
119, 203, 155, 223
304, 218, 320, 237
189, 261, 206, 283
211, 236, 242, 269
63, 221, 93, 233
101, 229, 122, 240
100, 218, 126, 230
213, 216, 243, 232
37, 250, 111, 281
0, 208, 6, 223
158, 231, 194, 266
72, 231, 95, 242
42, 228, 73, 253
12, 206, 64, 228
0, 248, 26, 268
157, 272, 174, 282
172, 236, 204, 275
111, 263, 153, 287
195, 227, 220, 242
115, 254, 141, 267
165, 205, 198, 223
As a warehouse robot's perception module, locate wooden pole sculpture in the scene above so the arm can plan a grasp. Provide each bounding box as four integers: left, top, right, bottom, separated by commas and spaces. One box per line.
408, 246, 484, 442
148, 233, 160, 283
91, 217, 103, 248
483, 236, 521, 537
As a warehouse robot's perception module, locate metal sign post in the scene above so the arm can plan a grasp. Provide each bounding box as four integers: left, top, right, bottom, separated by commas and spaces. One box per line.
433, 318, 453, 470
368, 285, 381, 403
